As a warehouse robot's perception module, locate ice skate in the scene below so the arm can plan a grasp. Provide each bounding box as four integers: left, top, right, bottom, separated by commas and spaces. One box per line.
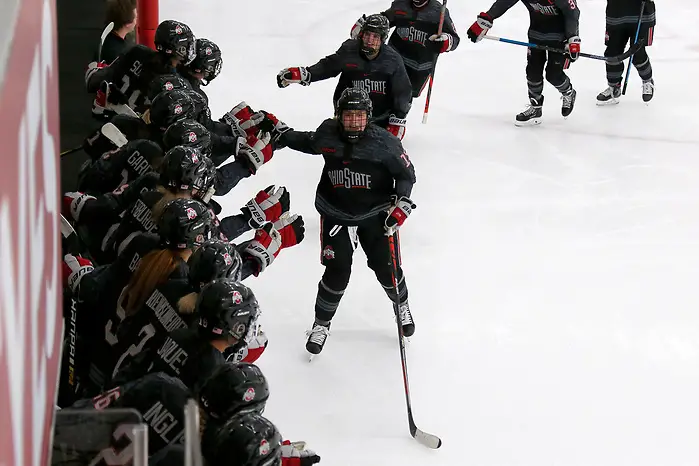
642, 78, 654, 103
306, 322, 331, 361
561, 88, 576, 118
514, 96, 543, 126
396, 302, 415, 337
596, 85, 621, 106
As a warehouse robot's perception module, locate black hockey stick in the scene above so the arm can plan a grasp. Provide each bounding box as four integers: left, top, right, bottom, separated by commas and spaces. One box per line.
622, 1, 646, 95
422, 0, 447, 124
484, 35, 645, 65
388, 231, 442, 449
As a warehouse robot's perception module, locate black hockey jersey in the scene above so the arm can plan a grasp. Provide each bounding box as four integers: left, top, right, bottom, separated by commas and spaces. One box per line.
383, 0, 461, 72
77, 139, 164, 195
606, 0, 655, 27
306, 39, 412, 120
112, 327, 226, 391
279, 119, 416, 225
486, 0, 580, 43
71, 372, 190, 456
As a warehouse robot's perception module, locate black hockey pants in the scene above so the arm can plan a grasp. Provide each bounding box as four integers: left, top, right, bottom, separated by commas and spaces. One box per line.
525, 39, 573, 100
604, 23, 654, 86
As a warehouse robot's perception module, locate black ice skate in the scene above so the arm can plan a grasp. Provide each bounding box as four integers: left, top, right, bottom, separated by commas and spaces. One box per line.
642, 79, 654, 103
596, 85, 621, 106
397, 302, 415, 337
561, 88, 576, 118
306, 321, 331, 359
514, 96, 543, 127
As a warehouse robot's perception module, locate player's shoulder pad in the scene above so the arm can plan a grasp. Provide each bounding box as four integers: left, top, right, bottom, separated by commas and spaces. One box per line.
366, 123, 404, 156
316, 118, 340, 134
340, 38, 361, 53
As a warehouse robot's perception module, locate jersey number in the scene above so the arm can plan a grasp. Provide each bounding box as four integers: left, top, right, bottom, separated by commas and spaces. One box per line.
112, 323, 156, 379
87, 424, 134, 466
118, 75, 142, 110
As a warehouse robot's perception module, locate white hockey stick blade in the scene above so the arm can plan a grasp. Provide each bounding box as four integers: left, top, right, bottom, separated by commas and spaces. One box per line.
101, 122, 128, 147
98, 22, 115, 62
414, 429, 442, 449
110, 102, 140, 118
421, 113, 429, 124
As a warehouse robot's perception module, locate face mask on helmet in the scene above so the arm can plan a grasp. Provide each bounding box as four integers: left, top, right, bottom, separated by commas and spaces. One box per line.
340, 109, 368, 142
335, 88, 373, 143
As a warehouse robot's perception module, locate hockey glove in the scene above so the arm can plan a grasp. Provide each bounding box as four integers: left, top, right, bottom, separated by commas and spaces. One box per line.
274, 214, 306, 249
429, 33, 455, 53
350, 14, 367, 39
62, 253, 94, 294
63, 192, 96, 222
241, 185, 291, 229
277, 67, 311, 88
222, 102, 265, 138
92, 81, 126, 119
467, 13, 493, 43
385, 196, 416, 236
84, 60, 108, 87
281, 440, 321, 466
256, 111, 292, 142
386, 115, 407, 140
243, 222, 282, 274
237, 131, 274, 174
565, 36, 581, 62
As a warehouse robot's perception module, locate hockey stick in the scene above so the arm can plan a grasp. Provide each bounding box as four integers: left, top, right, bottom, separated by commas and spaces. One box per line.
622, 1, 646, 95
101, 122, 129, 147
61, 145, 83, 157
98, 22, 115, 62
484, 35, 645, 65
388, 231, 442, 449
422, 0, 447, 124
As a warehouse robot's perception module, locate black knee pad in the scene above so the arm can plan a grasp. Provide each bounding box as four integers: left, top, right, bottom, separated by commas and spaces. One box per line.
321, 265, 351, 292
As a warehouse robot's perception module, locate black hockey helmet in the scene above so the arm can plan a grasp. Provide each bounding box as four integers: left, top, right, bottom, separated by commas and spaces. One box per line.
188, 38, 223, 86
188, 239, 243, 288
157, 198, 214, 250
199, 362, 270, 421
159, 145, 210, 189
359, 14, 390, 55
149, 89, 197, 130
335, 87, 373, 142
147, 73, 192, 102
154, 20, 196, 65
163, 119, 213, 156
196, 279, 260, 342
180, 89, 213, 128
202, 412, 282, 466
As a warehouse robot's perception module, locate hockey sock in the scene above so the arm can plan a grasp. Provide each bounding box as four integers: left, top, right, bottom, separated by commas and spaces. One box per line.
314, 279, 346, 322
633, 56, 653, 81
527, 80, 544, 100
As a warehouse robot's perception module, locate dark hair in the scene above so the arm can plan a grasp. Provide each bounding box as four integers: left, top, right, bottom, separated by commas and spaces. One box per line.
105, 0, 137, 29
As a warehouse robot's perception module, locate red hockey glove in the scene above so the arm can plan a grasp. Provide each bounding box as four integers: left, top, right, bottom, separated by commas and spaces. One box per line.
62, 253, 94, 294
565, 35, 581, 62
350, 14, 367, 39
237, 131, 273, 174
63, 192, 96, 222
222, 101, 265, 138
386, 115, 406, 140
277, 67, 311, 88
241, 185, 291, 228
243, 222, 282, 274
281, 440, 321, 466
385, 196, 416, 235
467, 12, 493, 43
274, 214, 305, 249
429, 33, 455, 53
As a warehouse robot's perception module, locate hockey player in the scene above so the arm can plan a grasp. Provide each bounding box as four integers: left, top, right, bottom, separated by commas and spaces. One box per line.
467, 0, 581, 125
180, 38, 223, 91
111, 279, 261, 391
277, 14, 412, 140
202, 413, 282, 466
60, 198, 215, 397
350, 0, 460, 98
86, 19, 196, 115
276, 88, 416, 356
597, 0, 655, 104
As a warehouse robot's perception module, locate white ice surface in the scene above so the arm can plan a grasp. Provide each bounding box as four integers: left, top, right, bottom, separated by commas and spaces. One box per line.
162, 0, 699, 464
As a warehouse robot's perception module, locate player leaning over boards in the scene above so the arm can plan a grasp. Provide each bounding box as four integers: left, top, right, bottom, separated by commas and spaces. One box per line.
597, 0, 656, 105
467, 0, 581, 126
276, 88, 417, 358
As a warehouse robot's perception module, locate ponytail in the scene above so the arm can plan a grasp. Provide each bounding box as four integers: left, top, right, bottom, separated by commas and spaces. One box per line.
123, 249, 180, 316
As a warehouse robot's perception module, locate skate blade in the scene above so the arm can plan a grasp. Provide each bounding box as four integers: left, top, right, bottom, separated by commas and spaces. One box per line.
596, 99, 619, 106
514, 118, 541, 127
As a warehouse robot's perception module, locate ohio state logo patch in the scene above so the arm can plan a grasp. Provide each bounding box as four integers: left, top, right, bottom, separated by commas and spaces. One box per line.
322, 246, 335, 260
187, 131, 197, 142
259, 439, 270, 456
174, 103, 183, 114
164, 81, 174, 91
243, 387, 256, 402
186, 207, 197, 219
232, 290, 243, 304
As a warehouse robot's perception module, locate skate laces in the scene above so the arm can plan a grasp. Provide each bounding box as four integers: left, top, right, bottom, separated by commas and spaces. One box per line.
602, 86, 620, 98
398, 304, 413, 326
642, 80, 654, 94
306, 324, 330, 345
561, 92, 574, 108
